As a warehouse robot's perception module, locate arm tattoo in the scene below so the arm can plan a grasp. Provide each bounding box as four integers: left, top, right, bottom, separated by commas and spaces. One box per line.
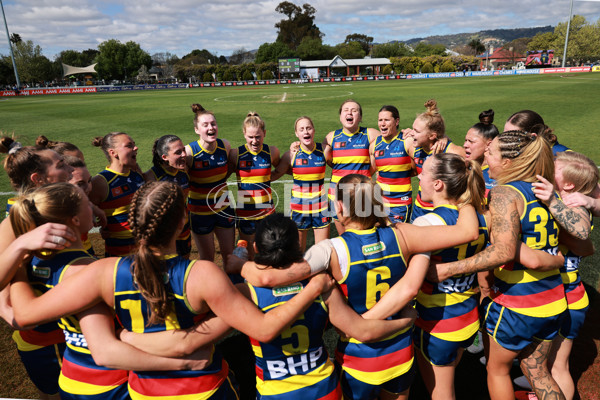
549, 201, 591, 240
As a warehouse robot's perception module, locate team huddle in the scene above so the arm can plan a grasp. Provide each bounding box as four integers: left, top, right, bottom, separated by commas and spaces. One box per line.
0, 99, 597, 400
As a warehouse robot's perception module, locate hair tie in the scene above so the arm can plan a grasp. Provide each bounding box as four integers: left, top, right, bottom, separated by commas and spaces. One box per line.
530, 132, 537, 139
8, 141, 22, 154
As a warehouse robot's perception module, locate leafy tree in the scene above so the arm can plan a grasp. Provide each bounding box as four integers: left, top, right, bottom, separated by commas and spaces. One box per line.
467, 38, 486, 55
439, 60, 456, 72
230, 47, 250, 65
95, 39, 151, 80
255, 42, 294, 63
137, 65, 151, 82
275, 2, 322, 50
413, 42, 447, 57
382, 64, 393, 75
262, 70, 274, 79
181, 49, 215, 65
242, 70, 254, 80
527, 31, 558, 51
345, 33, 373, 54
219, 55, 228, 64
11, 39, 54, 84
335, 41, 366, 59
504, 37, 530, 56
296, 37, 333, 60
553, 15, 600, 64
372, 42, 412, 58
0, 56, 14, 85
421, 62, 434, 73
202, 72, 213, 82
9, 33, 21, 44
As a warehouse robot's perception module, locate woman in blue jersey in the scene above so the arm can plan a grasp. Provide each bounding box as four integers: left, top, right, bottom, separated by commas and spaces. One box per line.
186, 104, 235, 262
242, 212, 417, 399
230, 112, 280, 260
364, 153, 488, 400
529, 151, 596, 400
463, 109, 499, 197
272, 116, 330, 252
89, 132, 145, 257
0, 138, 74, 400
7, 182, 211, 399
405, 99, 465, 222
145, 134, 192, 258
323, 99, 380, 234
370, 105, 414, 223
504, 110, 570, 155
10, 181, 334, 400
430, 130, 589, 400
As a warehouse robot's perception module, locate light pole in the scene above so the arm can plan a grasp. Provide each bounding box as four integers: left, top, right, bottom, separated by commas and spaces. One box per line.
0, 0, 20, 89
562, 0, 574, 67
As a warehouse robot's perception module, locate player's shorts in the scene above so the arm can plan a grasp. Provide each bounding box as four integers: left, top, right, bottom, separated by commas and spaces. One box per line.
558, 306, 588, 340
104, 237, 135, 258
413, 325, 476, 366
190, 207, 235, 235
387, 204, 412, 224
17, 342, 65, 395
337, 361, 415, 400
291, 210, 331, 230
483, 299, 561, 351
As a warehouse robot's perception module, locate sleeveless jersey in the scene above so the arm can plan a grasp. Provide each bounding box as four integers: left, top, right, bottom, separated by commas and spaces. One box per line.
36, 249, 129, 396
328, 127, 371, 200
333, 226, 413, 385
291, 143, 328, 214
373, 134, 413, 207
247, 281, 339, 399
149, 164, 191, 248
187, 139, 229, 215
557, 210, 592, 311
552, 141, 570, 156
491, 181, 567, 317
481, 165, 496, 199
236, 144, 274, 220
415, 205, 489, 342
412, 141, 451, 217
96, 168, 145, 256
113, 255, 229, 399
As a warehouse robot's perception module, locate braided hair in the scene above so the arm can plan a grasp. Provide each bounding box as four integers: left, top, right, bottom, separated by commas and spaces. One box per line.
494, 130, 554, 186
128, 181, 186, 326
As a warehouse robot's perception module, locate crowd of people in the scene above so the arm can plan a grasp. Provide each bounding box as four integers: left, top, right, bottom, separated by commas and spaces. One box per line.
0, 99, 597, 400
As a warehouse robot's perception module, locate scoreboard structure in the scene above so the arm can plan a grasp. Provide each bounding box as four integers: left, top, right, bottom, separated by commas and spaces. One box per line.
278, 58, 301, 75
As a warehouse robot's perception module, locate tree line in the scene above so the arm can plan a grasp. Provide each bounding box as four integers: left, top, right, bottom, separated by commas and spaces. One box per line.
1, 1, 599, 87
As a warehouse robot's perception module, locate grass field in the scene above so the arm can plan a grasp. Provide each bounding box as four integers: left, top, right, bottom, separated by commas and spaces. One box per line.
1, 73, 600, 398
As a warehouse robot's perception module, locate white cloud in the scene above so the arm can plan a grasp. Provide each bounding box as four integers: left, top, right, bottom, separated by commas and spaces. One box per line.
0, 0, 598, 58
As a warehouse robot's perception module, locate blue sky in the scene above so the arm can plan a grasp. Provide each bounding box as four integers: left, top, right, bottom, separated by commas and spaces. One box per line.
1, 0, 600, 59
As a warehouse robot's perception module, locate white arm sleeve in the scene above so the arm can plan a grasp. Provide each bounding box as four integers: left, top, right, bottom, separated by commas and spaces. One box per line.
304, 239, 333, 275
330, 237, 349, 278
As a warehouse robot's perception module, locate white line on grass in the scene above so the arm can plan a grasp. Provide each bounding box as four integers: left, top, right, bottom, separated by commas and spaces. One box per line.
280, 92, 287, 102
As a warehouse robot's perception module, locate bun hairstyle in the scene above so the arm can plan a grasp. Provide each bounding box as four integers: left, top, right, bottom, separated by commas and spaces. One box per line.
10, 182, 83, 257
506, 110, 557, 144
92, 132, 128, 162
494, 130, 554, 186
254, 213, 304, 269
35, 135, 81, 157
417, 99, 445, 139
151, 135, 182, 169
336, 174, 388, 229
1, 136, 51, 192
470, 109, 499, 141
127, 181, 185, 326
430, 153, 485, 214
191, 103, 215, 126
555, 151, 599, 196
243, 111, 266, 134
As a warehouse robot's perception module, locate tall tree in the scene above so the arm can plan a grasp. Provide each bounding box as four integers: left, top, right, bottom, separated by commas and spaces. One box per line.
335, 41, 366, 59
297, 37, 334, 60
9, 33, 21, 44
275, 2, 322, 50
11, 39, 54, 84
255, 42, 294, 63
372, 42, 412, 58
467, 38, 486, 55
95, 39, 151, 80
345, 33, 373, 54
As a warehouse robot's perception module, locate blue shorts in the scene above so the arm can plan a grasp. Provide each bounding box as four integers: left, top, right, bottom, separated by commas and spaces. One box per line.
387, 204, 412, 224
559, 306, 589, 340
17, 342, 65, 395
413, 325, 475, 366
338, 361, 415, 400
483, 299, 561, 352
190, 207, 235, 235
291, 210, 331, 230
